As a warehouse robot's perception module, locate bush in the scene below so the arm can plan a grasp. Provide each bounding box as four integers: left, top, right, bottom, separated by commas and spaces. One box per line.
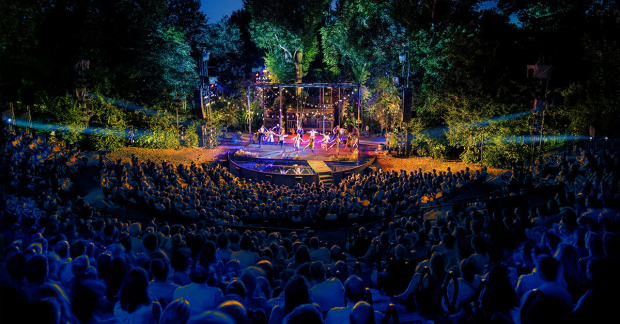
185, 125, 199, 148
460, 149, 477, 164
59, 125, 85, 146
136, 129, 180, 149
90, 134, 125, 150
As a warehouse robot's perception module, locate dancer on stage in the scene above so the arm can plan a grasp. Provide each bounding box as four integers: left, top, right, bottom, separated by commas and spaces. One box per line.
348, 134, 359, 151
331, 125, 341, 141
296, 125, 304, 140
308, 128, 318, 138
267, 127, 275, 145
292, 133, 303, 152
278, 128, 286, 149
328, 132, 341, 155
304, 134, 316, 154
258, 125, 267, 148
320, 134, 330, 150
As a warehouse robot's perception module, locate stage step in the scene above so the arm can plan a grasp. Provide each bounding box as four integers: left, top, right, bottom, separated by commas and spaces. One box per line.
307, 160, 334, 185
317, 172, 334, 186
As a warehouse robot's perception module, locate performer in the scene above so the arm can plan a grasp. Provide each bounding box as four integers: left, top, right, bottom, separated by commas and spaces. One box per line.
292, 133, 303, 152
328, 133, 341, 155
258, 125, 267, 148
304, 134, 316, 154
296, 125, 304, 140
278, 128, 286, 149
267, 128, 275, 145
308, 128, 318, 138
320, 134, 330, 150
349, 134, 359, 151
331, 125, 340, 141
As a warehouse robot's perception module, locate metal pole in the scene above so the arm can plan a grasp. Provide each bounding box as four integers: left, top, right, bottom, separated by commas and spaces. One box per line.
322, 87, 325, 134
296, 86, 299, 129
206, 60, 209, 121
279, 86, 283, 132
338, 86, 341, 127
358, 83, 361, 135
247, 85, 252, 144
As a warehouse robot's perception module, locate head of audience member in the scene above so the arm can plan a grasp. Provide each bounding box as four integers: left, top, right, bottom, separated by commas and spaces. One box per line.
188, 310, 234, 324
294, 245, 310, 267
333, 260, 349, 282
344, 275, 366, 306
119, 267, 151, 313
199, 241, 217, 267
25, 254, 48, 285
27, 298, 62, 324
283, 303, 323, 324
224, 280, 247, 303
70, 279, 107, 324
310, 261, 326, 283
239, 235, 252, 252
160, 298, 191, 324
217, 300, 248, 324
283, 275, 313, 315
171, 249, 190, 273
6, 252, 26, 282
537, 255, 559, 283
350, 301, 374, 324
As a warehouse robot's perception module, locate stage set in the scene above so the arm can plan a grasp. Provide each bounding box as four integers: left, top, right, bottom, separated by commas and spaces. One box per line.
224, 82, 378, 186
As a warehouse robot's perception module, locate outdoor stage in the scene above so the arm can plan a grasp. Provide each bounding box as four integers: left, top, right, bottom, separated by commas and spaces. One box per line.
226, 134, 384, 186
240, 133, 384, 160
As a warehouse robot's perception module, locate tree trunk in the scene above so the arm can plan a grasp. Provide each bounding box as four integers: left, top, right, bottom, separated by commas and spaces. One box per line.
294, 51, 303, 84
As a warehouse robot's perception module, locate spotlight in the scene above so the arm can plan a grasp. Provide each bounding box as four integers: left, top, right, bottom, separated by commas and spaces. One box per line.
7, 118, 11, 122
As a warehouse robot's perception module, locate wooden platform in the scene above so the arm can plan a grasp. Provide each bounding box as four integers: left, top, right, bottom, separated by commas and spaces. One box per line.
307, 160, 332, 174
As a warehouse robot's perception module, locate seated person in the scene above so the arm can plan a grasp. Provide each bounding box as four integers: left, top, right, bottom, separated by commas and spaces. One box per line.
325, 275, 383, 324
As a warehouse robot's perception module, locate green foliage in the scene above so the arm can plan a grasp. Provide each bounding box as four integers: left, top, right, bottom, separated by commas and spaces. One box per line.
185, 124, 199, 148
321, 0, 401, 82
136, 128, 180, 149
367, 76, 401, 132
89, 128, 125, 150
248, 0, 327, 82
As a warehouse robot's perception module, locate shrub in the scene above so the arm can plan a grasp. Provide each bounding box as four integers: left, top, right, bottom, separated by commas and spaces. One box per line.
185, 125, 199, 148
136, 129, 180, 149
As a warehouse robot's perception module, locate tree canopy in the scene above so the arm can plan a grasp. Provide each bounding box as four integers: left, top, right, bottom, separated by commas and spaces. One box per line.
1, 0, 619, 164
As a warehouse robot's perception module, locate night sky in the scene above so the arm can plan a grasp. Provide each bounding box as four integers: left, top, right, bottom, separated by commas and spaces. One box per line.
201, 0, 244, 23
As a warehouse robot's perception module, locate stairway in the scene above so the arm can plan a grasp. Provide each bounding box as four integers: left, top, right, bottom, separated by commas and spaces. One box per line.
307, 160, 335, 186
318, 172, 334, 186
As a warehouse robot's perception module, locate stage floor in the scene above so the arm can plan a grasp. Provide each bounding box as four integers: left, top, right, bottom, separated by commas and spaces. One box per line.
241, 135, 384, 160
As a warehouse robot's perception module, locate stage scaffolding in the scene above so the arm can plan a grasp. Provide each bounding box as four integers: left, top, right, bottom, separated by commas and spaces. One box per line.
246, 83, 362, 144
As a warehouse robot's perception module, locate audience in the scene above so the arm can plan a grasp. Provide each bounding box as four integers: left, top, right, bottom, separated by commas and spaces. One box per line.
1, 129, 619, 324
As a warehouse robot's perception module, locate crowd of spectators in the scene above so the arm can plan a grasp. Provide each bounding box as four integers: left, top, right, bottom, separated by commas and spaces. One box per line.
1, 128, 619, 324
100, 154, 486, 227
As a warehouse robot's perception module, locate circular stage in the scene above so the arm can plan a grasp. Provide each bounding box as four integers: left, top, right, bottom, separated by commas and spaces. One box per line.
226, 137, 376, 186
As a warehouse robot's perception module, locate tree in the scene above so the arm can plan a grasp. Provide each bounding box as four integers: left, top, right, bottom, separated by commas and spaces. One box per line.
321, 0, 403, 82
201, 19, 243, 85
367, 76, 401, 134
247, 0, 329, 83
167, 0, 208, 47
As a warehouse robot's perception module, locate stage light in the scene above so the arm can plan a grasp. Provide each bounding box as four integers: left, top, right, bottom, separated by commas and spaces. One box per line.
7, 118, 11, 122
